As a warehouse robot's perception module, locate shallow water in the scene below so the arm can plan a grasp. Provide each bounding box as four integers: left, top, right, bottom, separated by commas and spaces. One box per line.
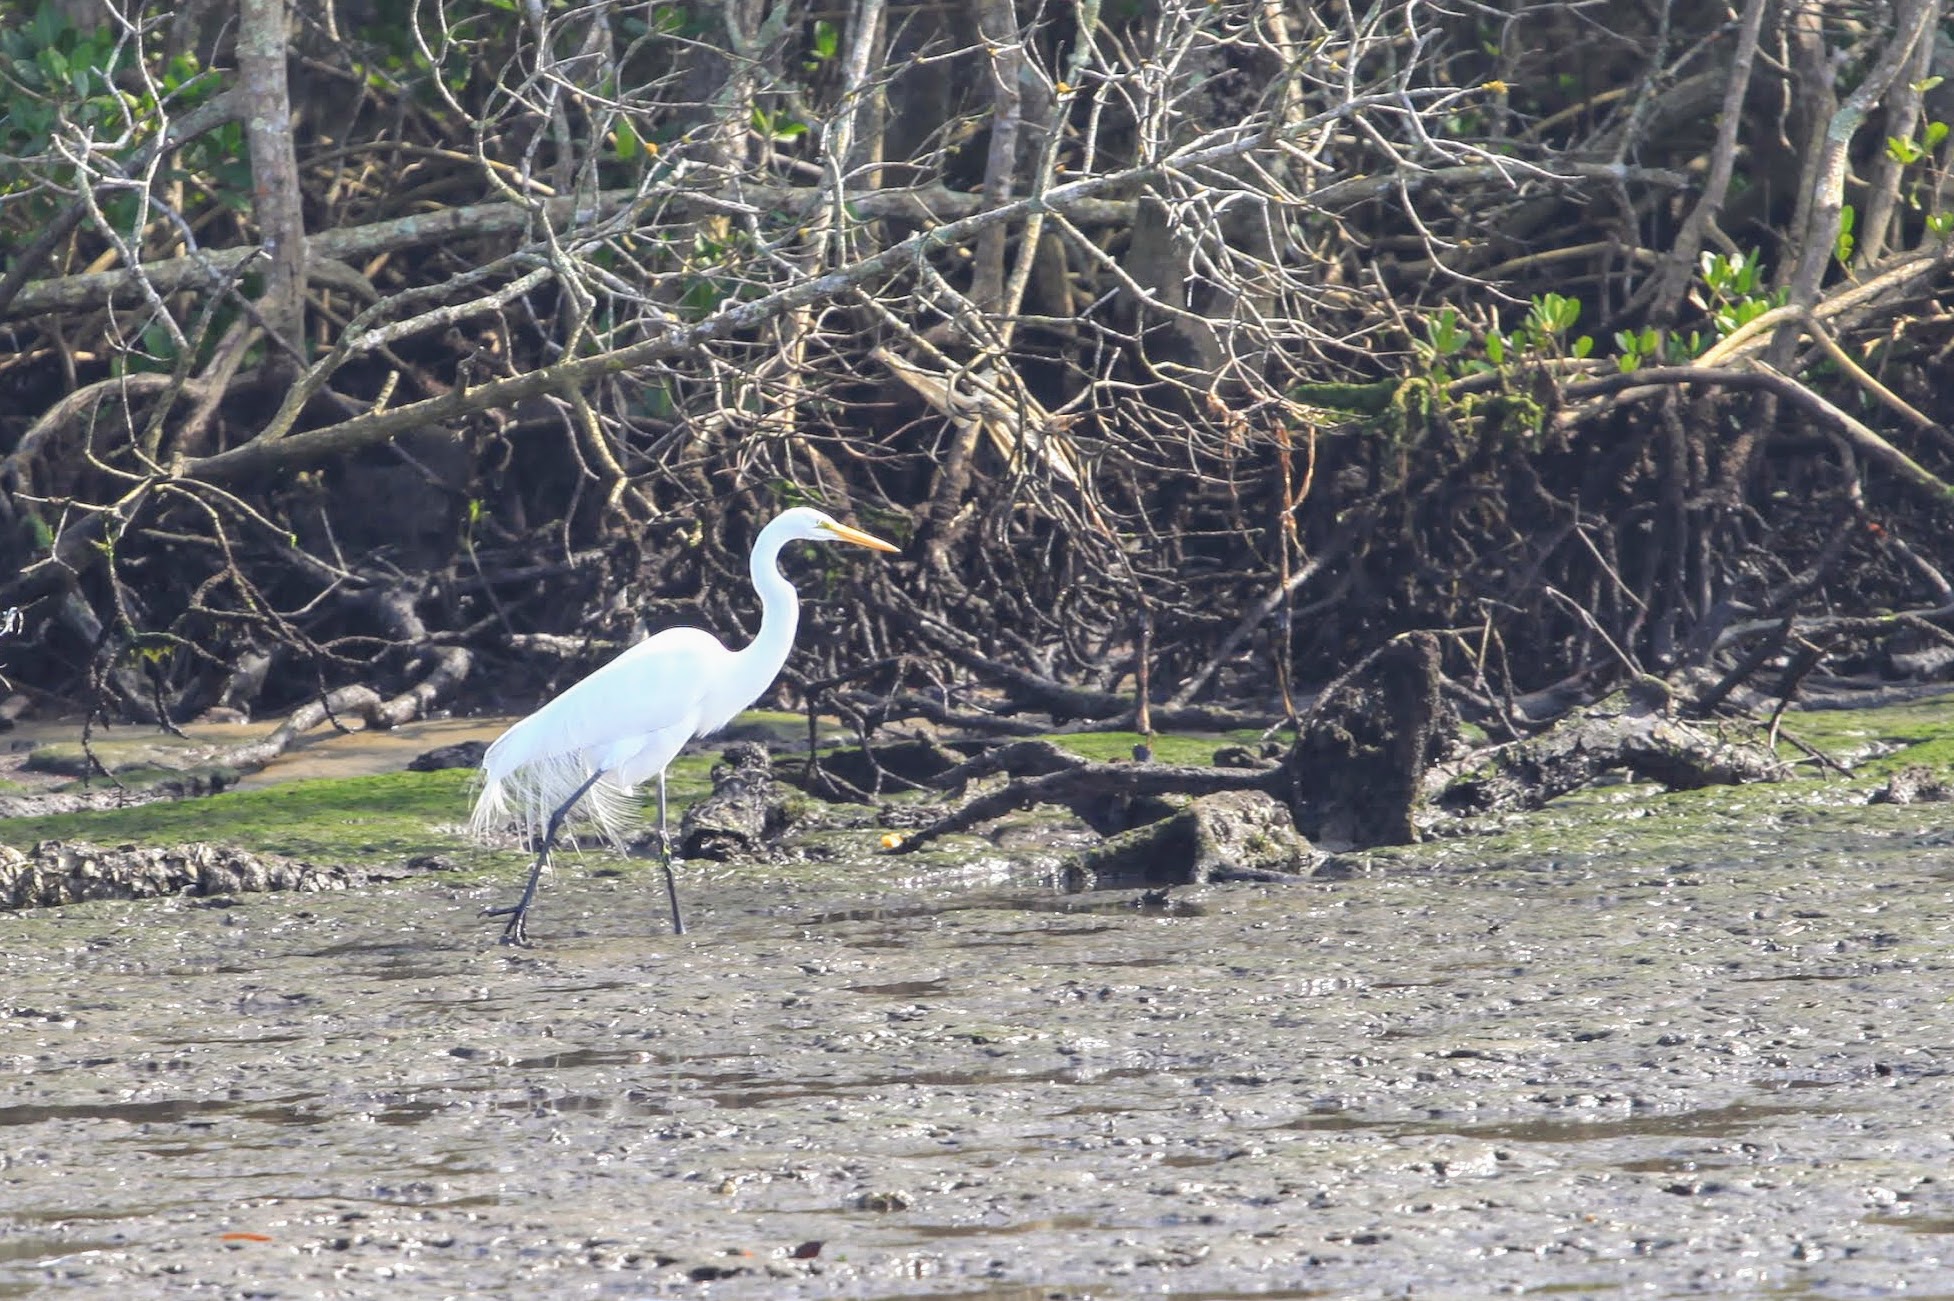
3, 780, 1954, 1299
0, 717, 509, 792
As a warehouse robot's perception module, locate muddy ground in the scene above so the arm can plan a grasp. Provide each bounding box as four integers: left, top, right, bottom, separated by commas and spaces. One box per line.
4, 722, 1954, 1297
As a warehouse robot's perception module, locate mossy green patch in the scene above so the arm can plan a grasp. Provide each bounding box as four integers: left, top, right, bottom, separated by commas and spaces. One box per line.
1779, 693, 1954, 774
1047, 730, 1265, 765
720, 710, 823, 748
0, 754, 720, 869
0, 769, 476, 861
1397, 762, 1922, 878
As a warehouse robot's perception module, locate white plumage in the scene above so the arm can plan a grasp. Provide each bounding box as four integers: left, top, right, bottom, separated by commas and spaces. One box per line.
468, 506, 898, 944
468, 626, 736, 850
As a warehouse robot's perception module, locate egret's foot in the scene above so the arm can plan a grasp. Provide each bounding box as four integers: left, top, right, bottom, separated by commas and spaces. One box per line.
500, 910, 533, 947
481, 902, 535, 947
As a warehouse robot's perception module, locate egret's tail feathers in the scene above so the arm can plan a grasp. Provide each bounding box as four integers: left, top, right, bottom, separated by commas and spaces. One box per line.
466, 755, 640, 850
467, 772, 508, 843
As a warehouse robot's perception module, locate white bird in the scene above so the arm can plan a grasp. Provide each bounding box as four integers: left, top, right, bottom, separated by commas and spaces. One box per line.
468, 506, 899, 945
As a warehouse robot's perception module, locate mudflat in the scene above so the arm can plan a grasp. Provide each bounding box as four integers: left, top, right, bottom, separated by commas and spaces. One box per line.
3, 767, 1951, 1297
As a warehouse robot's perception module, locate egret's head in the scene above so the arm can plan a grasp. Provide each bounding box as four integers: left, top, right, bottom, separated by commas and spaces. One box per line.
774, 506, 900, 553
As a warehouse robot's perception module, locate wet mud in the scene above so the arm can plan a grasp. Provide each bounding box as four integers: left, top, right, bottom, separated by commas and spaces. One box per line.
5, 771, 1954, 1295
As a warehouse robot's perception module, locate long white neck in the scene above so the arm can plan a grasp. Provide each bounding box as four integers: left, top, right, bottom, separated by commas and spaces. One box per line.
723, 514, 803, 708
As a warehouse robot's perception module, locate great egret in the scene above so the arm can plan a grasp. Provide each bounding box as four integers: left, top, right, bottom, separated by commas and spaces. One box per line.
467, 507, 899, 945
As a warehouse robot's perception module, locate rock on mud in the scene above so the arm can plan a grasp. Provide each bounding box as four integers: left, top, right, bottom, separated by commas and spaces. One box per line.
1869, 764, 1954, 805
1063, 789, 1318, 889
0, 840, 366, 910
678, 742, 803, 860
408, 740, 488, 772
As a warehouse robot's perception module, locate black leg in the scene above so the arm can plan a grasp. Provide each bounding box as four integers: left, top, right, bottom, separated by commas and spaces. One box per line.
484, 768, 608, 946
659, 769, 686, 935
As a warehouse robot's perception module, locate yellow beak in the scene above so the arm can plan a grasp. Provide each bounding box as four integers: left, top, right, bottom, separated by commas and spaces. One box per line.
825, 520, 900, 553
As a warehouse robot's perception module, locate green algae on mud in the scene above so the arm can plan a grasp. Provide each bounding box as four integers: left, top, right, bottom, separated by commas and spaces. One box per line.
0, 723, 1257, 877
0, 768, 484, 862
1041, 728, 1267, 765
1374, 691, 1954, 870
0, 690, 1950, 890
1776, 687, 1954, 774
1, 695, 1950, 901
0, 759, 700, 882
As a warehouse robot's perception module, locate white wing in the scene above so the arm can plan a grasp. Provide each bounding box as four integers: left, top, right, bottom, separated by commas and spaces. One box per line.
468, 627, 735, 848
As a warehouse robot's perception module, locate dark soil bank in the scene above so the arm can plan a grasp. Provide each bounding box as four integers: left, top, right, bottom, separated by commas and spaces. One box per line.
4, 780, 1954, 1297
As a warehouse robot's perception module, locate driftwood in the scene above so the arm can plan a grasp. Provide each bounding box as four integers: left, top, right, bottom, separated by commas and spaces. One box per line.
1431, 677, 1789, 815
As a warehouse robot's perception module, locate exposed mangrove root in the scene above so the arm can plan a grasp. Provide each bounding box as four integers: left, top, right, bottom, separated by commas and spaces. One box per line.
834, 689, 1048, 738
912, 622, 1267, 731
1431, 677, 1789, 816
898, 632, 1796, 872
206, 685, 387, 772
370, 585, 474, 727
929, 739, 1087, 789
802, 735, 972, 800
202, 622, 470, 775
895, 635, 1452, 855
